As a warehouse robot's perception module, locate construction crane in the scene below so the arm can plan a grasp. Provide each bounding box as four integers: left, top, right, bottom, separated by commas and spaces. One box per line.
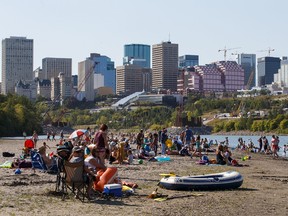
43, 62, 97, 126
258, 47, 275, 56
53, 62, 97, 125
218, 46, 240, 61
74, 62, 97, 99
246, 70, 255, 90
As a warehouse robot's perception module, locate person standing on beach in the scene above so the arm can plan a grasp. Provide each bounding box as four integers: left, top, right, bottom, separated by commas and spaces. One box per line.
160, 128, 168, 155
271, 135, 279, 159
151, 133, 159, 155
60, 130, 64, 140
258, 136, 263, 152
136, 129, 144, 151
263, 136, 269, 154
184, 125, 194, 150
46, 131, 51, 141
93, 124, 109, 164
23, 131, 27, 140
32, 130, 38, 149
52, 131, 56, 141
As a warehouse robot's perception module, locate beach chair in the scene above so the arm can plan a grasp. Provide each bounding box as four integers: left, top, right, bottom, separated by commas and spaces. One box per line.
61, 160, 88, 202
55, 156, 65, 193
30, 150, 58, 173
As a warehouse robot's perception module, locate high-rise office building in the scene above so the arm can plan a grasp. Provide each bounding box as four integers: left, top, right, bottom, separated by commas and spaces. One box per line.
41, 57, 72, 100
123, 44, 150, 68
179, 55, 199, 68
1, 36, 33, 95
42, 58, 72, 80
274, 57, 288, 87
78, 59, 94, 101
152, 41, 178, 91
237, 54, 256, 88
116, 64, 152, 95
257, 57, 281, 86
88, 53, 116, 94
50, 71, 71, 101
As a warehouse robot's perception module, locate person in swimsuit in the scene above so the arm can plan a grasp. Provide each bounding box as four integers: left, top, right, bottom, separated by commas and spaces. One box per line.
93, 124, 109, 164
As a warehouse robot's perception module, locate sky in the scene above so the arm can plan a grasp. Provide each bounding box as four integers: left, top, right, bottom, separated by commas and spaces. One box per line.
1, 0, 288, 79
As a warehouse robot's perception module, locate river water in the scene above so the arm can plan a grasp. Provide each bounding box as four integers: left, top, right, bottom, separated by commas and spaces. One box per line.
200, 135, 288, 157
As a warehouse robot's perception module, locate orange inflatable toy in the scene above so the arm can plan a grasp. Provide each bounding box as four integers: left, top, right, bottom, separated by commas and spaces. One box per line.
93, 167, 118, 192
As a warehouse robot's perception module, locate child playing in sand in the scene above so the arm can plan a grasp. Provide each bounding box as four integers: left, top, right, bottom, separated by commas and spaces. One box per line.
127, 150, 134, 164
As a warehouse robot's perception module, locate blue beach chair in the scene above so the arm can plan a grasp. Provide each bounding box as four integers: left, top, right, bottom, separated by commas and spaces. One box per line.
31, 150, 58, 173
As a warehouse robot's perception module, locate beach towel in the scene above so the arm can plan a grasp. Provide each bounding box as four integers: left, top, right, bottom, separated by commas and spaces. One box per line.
0, 161, 12, 168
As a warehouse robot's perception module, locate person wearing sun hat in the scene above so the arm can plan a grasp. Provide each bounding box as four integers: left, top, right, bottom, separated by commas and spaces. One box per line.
69, 146, 84, 163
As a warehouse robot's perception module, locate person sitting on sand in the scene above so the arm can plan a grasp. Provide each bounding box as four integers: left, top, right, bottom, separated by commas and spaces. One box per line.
216, 145, 226, 165
223, 145, 233, 165
84, 147, 106, 174
138, 147, 147, 159
69, 146, 96, 199
127, 150, 134, 164
42, 142, 50, 150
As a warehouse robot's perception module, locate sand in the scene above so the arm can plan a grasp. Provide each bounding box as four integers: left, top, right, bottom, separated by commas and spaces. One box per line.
0, 138, 288, 216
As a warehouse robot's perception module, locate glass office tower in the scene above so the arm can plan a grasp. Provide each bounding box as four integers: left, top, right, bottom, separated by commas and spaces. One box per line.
123, 44, 151, 68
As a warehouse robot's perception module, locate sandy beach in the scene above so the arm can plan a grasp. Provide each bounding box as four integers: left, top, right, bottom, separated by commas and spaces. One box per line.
0, 138, 288, 216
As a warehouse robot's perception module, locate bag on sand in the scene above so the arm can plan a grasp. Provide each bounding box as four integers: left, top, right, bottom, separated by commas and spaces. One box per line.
2, 152, 15, 157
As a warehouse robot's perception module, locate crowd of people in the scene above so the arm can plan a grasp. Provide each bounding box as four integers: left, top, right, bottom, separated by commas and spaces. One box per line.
236, 135, 284, 159
29, 125, 287, 195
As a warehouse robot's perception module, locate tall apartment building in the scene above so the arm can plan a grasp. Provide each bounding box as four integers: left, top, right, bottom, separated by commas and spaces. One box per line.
182, 61, 244, 93
1, 36, 33, 94
237, 54, 256, 88
42, 57, 72, 79
152, 41, 178, 92
194, 64, 224, 92
123, 44, 150, 68
78, 59, 94, 101
216, 61, 245, 91
257, 57, 281, 87
116, 64, 152, 95
179, 55, 199, 68
88, 53, 116, 94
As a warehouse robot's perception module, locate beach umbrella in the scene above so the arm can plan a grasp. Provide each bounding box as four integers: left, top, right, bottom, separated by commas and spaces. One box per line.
69, 129, 87, 139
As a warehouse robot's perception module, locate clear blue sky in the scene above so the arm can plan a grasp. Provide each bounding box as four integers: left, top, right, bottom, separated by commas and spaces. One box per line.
1, 0, 287, 78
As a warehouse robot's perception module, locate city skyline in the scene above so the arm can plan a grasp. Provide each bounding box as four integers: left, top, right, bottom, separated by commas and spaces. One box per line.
1, 0, 288, 80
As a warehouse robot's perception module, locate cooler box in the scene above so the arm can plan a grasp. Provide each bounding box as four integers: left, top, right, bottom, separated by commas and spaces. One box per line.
103, 184, 122, 197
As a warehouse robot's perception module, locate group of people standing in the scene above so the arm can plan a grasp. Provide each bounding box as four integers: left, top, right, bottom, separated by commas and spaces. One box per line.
258, 135, 280, 158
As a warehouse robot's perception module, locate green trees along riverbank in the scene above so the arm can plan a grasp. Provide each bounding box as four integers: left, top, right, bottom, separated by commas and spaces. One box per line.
1, 93, 288, 137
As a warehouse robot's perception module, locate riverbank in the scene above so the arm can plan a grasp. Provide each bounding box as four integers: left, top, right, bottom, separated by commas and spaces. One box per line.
0, 139, 288, 216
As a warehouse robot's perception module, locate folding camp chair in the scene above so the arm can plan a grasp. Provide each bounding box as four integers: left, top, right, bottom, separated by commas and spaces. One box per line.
31, 150, 58, 173
61, 160, 89, 202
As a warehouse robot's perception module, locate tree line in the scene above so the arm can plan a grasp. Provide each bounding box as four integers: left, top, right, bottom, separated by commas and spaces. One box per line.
1, 93, 288, 136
